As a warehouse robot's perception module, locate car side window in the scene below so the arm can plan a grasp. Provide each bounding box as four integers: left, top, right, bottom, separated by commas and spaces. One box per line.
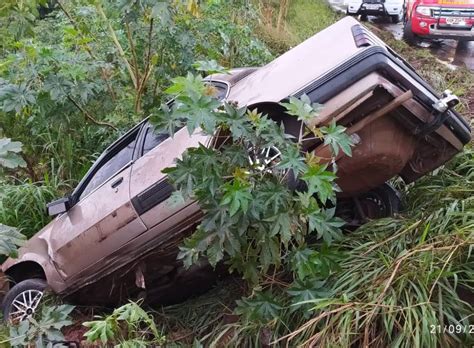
142, 125, 169, 155
80, 136, 137, 200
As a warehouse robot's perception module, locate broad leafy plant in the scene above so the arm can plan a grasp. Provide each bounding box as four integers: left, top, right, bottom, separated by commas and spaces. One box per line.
7, 304, 74, 348
152, 63, 353, 322
83, 301, 166, 347
0, 138, 26, 170
0, 225, 26, 258
0, 0, 271, 245
0, 140, 27, 257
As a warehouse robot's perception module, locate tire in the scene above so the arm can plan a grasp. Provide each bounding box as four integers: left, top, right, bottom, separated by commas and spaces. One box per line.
403, 20, 420, 45
390, 14, 401, 23
336, 183, 401, 228
357, 183, 401, 220
2, 279, 47, 323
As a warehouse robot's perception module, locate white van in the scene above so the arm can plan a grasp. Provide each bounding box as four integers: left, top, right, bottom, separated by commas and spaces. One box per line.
346, 0, 404, 23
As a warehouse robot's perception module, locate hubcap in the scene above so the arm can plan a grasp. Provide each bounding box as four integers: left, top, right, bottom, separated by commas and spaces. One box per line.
9, 289, 43, 323
248, 146, 282, 173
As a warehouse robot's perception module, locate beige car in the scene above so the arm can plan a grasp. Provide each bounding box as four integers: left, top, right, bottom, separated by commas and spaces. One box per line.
2, 17, 470, 322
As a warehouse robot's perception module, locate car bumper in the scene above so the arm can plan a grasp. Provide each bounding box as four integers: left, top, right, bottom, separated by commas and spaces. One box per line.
411, 16, 474, 40
347, 3, 401, 16
425, 27, 474, 40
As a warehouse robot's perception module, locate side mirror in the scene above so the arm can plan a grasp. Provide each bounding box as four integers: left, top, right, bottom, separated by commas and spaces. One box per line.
47, 197, 72, 217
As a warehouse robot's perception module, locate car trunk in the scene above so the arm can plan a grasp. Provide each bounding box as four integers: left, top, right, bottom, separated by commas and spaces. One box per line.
228, 16, 470, 196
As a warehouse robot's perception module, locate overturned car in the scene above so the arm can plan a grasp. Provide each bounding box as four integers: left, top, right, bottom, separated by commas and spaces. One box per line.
2, 17, 470, 322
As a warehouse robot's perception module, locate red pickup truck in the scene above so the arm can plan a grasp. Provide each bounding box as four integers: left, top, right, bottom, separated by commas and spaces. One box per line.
403, 0, 474, 42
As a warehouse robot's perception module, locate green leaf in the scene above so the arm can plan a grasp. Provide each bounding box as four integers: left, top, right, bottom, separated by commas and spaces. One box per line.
288, 279, 331, 315
166, 190, 186, 208
0, 224, 26, 257
259, 236, 280, 271
193, 60, 228, 75
165, 72, 205, 97
307, 208, 345, 245
0, 83, 36, 113
221, 103, 252, 138
277, 145, 307, 175
321, 119, 353, 156
235, 291, 283, 323
0, 137, 27, 169
266, 212, 292, 243
83, 318, 116, 344
221, 180, 252, 216
280, 94, 323, 122
302, 164, 337, 204
290, 247, 318, 280
151, 2, 172, 26
207, 239, 224, 267
43, 74, 74, 102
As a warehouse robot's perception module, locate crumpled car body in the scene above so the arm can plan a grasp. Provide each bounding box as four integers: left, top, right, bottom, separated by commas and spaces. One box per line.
1, 17, 470, 319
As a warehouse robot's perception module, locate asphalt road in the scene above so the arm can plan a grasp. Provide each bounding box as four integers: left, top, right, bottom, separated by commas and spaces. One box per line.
328, 0, 474, 71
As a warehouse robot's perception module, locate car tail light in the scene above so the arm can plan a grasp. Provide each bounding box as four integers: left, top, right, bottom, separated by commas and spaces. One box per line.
415, 6, 432, 17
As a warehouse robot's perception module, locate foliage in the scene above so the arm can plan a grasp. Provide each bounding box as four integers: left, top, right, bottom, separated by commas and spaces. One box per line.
149, 63, 353, 345
279, 148, 474, 347
83, 301, 166, 347
0, 0, 272, 238
0, 224, 26, 258
255, 0, 341, 53
0, 177, 70, 239
0, 136, 27, 258
153, 67, 352, 287
149, 148, 473, 348
7, 304, 74, 348
0, 1, 471, 347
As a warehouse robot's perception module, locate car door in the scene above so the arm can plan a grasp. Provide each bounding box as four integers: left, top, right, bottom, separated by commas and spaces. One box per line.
129, 122, 210, 229
47, 126, 147, 280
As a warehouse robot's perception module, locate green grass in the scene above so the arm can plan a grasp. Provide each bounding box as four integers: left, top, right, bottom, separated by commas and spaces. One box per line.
152, 4, 474, 347
0, 177, 70, 238
254, 0, 341, 54
285, 0, 341, 43
153, 149, 473, 347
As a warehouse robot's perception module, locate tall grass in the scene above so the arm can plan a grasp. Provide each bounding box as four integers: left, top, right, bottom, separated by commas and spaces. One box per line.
255, 0, 341, 54
152, 10, 474, 341
281, 149, 474, 347
285, 0, 341, 43
0, 176, 71, 239
155, 149, 473, 347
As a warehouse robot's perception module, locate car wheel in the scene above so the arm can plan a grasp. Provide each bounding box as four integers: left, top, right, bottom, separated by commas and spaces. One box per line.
390, 14, 402, 23
403, 20, 420, 45
336, 183, 401, 228
355, 183, 401, 220
2, 279, 47, 323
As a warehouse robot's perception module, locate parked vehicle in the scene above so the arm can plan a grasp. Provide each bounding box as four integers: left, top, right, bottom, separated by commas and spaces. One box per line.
1, 16, 470, 323
403, 0, 474, 42
346, 0, 405, 23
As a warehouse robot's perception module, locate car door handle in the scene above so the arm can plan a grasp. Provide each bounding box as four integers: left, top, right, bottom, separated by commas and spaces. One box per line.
111, 177, 124, 189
